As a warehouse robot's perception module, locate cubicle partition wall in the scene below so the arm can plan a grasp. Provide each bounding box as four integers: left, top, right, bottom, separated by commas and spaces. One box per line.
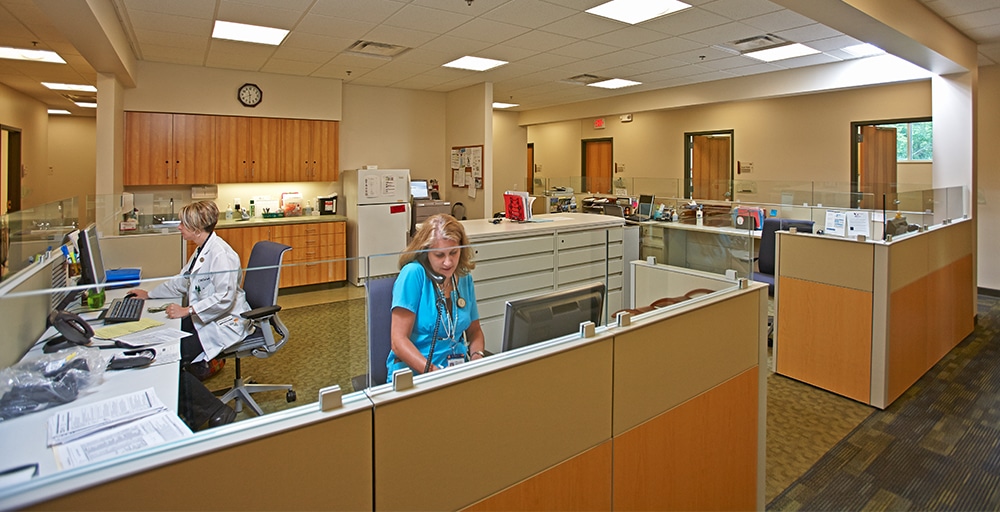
774, 219, 974, 408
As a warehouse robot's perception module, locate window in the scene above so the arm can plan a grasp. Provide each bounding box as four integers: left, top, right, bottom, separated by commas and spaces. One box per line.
878, 120, 932, 161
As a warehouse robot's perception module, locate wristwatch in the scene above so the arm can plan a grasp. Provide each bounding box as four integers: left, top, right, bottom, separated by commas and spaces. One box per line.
188, 306, 194, 317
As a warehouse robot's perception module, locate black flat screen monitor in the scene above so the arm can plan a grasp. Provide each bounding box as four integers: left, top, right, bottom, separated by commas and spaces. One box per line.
77, 224, 107, 293
637, 194, 655, 217
501, 282, 605, 353
410, 179, 430, 200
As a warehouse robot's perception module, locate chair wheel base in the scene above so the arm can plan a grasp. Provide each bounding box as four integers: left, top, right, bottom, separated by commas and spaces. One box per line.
287, 390, 297, 402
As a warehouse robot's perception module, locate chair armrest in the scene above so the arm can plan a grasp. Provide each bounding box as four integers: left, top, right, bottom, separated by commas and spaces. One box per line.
241, 304, 282, 321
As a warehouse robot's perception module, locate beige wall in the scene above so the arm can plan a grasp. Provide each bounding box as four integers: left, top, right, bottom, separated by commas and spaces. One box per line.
45, 117, 96, 208
526, 80, 933, 193
445, 83, 491, 219
0, 83, 51, 210
978, 64, 1000, 290
492, 110, 528, 212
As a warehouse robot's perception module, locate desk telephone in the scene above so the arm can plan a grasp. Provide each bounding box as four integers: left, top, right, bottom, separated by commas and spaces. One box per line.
44, 310, 95, 353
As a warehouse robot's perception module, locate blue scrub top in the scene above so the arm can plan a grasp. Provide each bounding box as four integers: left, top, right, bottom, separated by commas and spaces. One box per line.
386, 261, 479, 381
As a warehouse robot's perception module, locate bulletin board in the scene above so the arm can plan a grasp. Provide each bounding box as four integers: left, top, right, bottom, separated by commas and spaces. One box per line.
451, 145, 483, 189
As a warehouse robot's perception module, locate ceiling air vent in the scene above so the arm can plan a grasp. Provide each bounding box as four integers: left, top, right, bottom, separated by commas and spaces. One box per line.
561, 74, 605, 85
345, 40, 410, 59
716, 34, 789, 54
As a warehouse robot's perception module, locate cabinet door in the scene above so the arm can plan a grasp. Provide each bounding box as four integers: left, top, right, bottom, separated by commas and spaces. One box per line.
282, 119, 311, 182
216, 116, 251, 183
125, 112, 173, 186
172, 114, 216, 184
312, 120, 339, 181
249, 117, 282, 183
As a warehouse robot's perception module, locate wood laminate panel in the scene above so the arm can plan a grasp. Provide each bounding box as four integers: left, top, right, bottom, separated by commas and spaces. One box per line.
888, 233, 930, 293
778, 234, 874, 291
31, 410, 373, 511
464, 440, 612, 512
613, 289, 759, 435
374, 340, 613, 511
887, 277, 930, 403
776, 277, 873, 403
928, 254, 974, 360
613, 367, 758, 511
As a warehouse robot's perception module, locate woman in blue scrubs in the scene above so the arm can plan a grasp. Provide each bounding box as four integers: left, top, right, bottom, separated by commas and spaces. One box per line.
387, 214, 485, 380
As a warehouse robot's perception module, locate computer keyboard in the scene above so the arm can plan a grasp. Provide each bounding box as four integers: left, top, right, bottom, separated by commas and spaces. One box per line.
625, 214, 650, 222
103, 297, 145, 323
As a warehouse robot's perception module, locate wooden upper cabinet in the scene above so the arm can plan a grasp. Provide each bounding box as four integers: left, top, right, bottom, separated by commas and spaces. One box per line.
124, 112, 216, 185
217, 116, 282, 183
281, 119, 339, 182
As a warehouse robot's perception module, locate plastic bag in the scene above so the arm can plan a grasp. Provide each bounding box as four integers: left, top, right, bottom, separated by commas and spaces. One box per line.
0, 346, 107, 421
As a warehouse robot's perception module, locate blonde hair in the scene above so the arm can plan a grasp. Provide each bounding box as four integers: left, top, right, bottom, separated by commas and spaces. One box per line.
399, 214, 475, 275
180, 201, 219, 234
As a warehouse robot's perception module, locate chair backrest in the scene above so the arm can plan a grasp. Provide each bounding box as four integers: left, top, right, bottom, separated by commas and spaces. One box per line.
243, 241, 292, 309
603, 204, 625, 218
781, 218, 815, 234
366, 274, 397, 386
758, 218, 782, 276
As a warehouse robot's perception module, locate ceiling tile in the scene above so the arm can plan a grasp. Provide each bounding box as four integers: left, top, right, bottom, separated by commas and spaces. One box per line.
590, 26, 671, 49
295, 14, 375, 40
775, 23, 843, 44
642, 8, 730, 36
445, 18, 531, 44
217, 1, 302, 28
383, 4, 472, 33
699, 0, 783, 21
549, 39, 618, 59
481, 0, 577, 28
683, 21, 765, 46
502, 29, 577, 52
122, 0, 216, 19
419, 34, 492, 56
361, 24, 439, 48
742, 9, 816, 33
540, 12, 622, 39
261, 59, 323, 75
307, 0, 408, 24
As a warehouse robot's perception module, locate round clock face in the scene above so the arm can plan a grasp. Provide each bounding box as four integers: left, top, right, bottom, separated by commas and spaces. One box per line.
238, 83, 262, 107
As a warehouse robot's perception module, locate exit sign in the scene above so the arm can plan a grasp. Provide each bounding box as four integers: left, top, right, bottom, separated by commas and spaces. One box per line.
593, 118, 605, 129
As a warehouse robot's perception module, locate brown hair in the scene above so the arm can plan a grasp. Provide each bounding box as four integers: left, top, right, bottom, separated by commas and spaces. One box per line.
398, 214, 475, 275
180, 201, 219, 234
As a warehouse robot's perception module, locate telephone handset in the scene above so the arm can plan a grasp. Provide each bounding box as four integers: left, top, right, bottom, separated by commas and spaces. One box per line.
417, 252, 445, 286
44, 310, 95, 353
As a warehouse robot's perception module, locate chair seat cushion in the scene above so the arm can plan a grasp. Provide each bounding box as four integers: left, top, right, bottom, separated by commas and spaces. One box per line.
751, 272, 775, 294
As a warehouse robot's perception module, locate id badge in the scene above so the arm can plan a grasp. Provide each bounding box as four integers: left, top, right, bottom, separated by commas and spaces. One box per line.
446, 353, 465, 367
217, 314, 244, 334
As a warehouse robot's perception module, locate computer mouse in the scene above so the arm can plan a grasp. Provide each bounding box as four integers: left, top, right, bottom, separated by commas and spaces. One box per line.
124, 292, 137, 299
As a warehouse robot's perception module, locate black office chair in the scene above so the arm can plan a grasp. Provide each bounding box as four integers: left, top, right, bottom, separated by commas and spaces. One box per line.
451, 202, 467, 220
351, 273, 397, 391
214, 240, 294, 416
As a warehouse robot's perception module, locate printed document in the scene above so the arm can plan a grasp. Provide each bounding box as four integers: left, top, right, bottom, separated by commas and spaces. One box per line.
53, 411, 191, 470
47, 388, 168, 446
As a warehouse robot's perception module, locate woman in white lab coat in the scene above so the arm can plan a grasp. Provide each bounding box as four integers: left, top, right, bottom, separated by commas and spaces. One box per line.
130, 201, 251, 429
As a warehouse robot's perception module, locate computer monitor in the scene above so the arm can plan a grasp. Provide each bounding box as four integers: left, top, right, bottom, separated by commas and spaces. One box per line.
637, 195, 655, 217
77, 224, 107, 293
410, 179, 430, 200
501, 282, 606, 353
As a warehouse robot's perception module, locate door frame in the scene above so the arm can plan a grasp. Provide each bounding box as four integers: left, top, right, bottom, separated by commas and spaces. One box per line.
684, 130, 734, 200
527, 142, 535, 195
1, 124, 22, 213
581, 137, 613, 194
850, 117, 928, 208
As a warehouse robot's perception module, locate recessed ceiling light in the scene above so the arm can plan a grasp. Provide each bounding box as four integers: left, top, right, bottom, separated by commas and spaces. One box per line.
0, 46, 65, 63
443, 56, 508, 71
588, 78, 642, 89
42, 82, 97, 92
586, 0, 691, 25
492, 102, 519, 109
74, 102, 97, 108
842, 43, 885, 58
212, 20, 289, 46
48, 109, 71, 115
744, 43, 819, 62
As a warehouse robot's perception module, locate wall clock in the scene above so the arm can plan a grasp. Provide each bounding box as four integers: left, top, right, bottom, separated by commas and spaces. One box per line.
238, 83, 262, 107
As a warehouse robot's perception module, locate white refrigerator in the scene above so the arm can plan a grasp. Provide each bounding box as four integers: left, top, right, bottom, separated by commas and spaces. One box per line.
343, 168, 411, 286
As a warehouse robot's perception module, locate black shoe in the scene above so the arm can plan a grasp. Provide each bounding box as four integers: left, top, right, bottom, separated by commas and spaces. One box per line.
208, 404, 236, 428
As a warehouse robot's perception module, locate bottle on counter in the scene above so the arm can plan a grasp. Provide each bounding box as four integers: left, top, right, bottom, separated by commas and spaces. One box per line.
304, 200, 314, 216
249, 199, 256, 218
225, 204, 233, 220
234, 198, 241, 212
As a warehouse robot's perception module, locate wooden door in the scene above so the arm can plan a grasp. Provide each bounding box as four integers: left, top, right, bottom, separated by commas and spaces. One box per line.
124, 112, 172, 185
858, 125, 897, 210
216, 116, 250, 183
583, 139, 612, 194
172, 114, 216, 184
692, 135, 730, 200
526, 143, 534, 194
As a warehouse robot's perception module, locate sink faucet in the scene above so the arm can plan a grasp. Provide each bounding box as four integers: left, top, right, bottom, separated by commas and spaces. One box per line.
170, 198, 174, 217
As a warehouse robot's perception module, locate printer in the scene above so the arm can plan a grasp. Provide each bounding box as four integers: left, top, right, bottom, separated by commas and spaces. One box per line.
410, 179, 450, 234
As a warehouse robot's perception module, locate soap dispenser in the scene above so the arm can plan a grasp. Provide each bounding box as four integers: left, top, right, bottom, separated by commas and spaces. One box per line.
226, 204, 233, 220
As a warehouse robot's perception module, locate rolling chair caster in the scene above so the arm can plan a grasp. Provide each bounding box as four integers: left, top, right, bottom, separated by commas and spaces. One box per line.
286, 389, 297, 402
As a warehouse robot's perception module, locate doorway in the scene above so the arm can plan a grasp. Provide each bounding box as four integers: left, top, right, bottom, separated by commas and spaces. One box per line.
684, 130, 733, 200
851, 120, 911, 210
1, 125, 22, 214
582, 138, 612, 194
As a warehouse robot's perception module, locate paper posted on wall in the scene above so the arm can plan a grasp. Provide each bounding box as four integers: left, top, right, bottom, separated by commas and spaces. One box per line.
503, 191, 534, 222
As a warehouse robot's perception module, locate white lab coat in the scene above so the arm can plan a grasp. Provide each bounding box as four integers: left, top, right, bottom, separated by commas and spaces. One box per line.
149, 232, 251, 362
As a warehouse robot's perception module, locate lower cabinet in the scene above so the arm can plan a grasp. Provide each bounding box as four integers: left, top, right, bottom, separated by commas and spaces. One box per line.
190, 221, 346, 288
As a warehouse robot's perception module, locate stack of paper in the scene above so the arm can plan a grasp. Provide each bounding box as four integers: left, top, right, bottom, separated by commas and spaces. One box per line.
503, 191, 533, 222
53, 412, 191, 470
47, 388, 169, 446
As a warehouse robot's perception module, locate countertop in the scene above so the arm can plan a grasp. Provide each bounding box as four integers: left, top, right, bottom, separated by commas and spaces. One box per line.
214, 214, 347, 229
462, 213, 625, 241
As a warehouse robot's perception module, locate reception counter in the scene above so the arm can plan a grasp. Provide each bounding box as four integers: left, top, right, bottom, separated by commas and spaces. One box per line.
774, 219, 974, 408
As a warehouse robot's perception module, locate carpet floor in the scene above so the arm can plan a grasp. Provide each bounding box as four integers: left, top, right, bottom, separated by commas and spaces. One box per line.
769, 294, 1000, 510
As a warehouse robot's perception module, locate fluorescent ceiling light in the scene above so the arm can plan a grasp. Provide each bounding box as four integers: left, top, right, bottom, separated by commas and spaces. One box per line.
42, 82, 97, 92
842, 43, 885, 58
744, 43, 819, 62
48, 109, 71, 115
586, 0, 691, 25
75, 102, 97, 108
492, 102, 519, 109
443, 56, 507, 71
212, 20, 288, 45
588, 78, 641, 89
0, 46, 65, 63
